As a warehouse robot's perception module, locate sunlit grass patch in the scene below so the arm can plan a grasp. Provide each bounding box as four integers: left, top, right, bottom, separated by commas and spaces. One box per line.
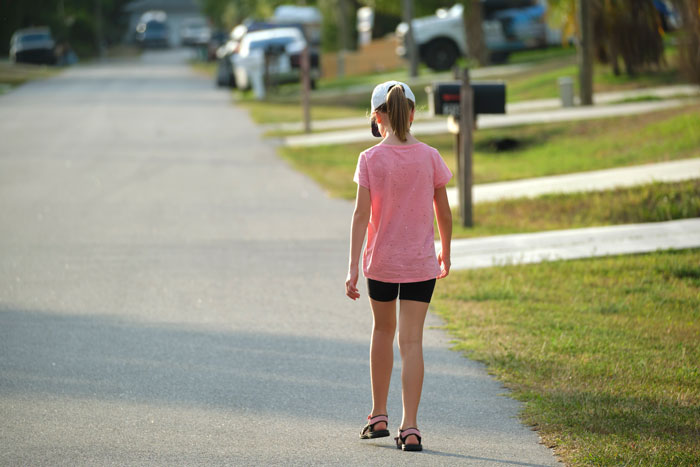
278, 103, 700, 200
0, 62, 59, 91
450, 179, 700, 238
432, 249, 700, 465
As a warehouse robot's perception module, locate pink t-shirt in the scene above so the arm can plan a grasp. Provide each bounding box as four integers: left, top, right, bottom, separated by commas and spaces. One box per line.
353, 142, 452, 283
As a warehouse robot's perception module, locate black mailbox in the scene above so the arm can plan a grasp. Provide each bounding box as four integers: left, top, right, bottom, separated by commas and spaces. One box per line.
429, 81, 506, 117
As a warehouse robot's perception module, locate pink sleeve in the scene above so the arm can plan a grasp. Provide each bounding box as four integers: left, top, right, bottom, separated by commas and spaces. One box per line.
433, 150, 452, 188
353, 152, 370, 189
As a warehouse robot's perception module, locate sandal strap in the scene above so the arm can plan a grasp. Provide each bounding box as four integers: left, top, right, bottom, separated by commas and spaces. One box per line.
398, 427, 421, 442
367, 414, 388, 426
361, 414, 389, 436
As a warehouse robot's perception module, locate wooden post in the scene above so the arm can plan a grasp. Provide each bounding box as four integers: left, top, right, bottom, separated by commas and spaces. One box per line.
337, 0, 348, 77
577, 0, 593, 105
458, 68, 474, 227
301, 45, 312, 133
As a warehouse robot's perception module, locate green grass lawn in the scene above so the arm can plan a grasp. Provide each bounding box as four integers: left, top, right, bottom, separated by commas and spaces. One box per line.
450, 179, 700, 238
278, 103, 700, 199
189, 60, 217, 78
503, 56, 681, 103
0, 62, 59, 94
230, 43, 684, 123
239, 99, 363, 125
432, 248, 700, 465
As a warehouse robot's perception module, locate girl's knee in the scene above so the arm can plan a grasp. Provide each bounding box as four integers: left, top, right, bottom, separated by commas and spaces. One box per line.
373, 323, 396, 337
397, 332, 422, 353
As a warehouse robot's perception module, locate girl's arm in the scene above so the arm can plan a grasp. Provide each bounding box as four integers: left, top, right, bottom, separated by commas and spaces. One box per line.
346, 185, 371, 300
434, 186, 452, 279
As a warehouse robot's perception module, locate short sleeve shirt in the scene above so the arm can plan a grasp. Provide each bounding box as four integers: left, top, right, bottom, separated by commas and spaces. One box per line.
353, 142, 452, 283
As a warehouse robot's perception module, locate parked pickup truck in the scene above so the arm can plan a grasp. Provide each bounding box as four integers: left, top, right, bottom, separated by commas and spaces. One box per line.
396, 1, 550, 70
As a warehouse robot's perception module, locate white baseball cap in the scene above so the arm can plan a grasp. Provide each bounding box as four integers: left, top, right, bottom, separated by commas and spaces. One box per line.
371, 80, 416, 111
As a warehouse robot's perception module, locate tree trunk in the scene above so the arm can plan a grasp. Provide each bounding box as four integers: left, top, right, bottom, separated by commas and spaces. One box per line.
672, 0, 700, 84
463, 0, 488, 66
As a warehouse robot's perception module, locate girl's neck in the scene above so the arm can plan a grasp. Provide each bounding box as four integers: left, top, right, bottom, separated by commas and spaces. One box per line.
381, 131, 419, 146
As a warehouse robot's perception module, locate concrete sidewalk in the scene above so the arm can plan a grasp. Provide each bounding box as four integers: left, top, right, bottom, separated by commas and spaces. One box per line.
447, 158, 700, 206
447, 218, 700, 271
282, 98, 694, 147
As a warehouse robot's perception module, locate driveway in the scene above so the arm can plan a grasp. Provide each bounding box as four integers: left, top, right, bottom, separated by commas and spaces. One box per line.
0, 49, 558, 466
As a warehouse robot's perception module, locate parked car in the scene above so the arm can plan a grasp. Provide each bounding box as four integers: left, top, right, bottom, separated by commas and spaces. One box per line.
231, 27, 319, 91
208, 30, 228, 61
136, 11, 169, 48
180, 17, 211, 46
396, 0, 551, 70
215, 24, 248, 88
9, 27, 56, 65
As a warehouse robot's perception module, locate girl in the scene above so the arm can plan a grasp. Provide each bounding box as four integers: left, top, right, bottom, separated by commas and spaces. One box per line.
345, 80, 453, 452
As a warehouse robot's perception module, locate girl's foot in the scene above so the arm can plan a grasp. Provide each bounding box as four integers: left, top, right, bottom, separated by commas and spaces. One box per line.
395, 427, 422, 451
359, 414, 390, 439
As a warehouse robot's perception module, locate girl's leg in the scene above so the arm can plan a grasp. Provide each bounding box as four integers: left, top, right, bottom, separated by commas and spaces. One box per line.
368, 298, 397, 431
397, 299, 429, 444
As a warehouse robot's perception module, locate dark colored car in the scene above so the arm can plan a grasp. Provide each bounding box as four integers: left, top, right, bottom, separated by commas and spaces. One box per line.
136, 20, 170, 48
9, 27, 56, 65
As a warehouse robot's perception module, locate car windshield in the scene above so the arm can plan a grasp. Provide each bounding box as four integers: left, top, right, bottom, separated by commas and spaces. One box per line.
146, 21, 166, 31
248, 36, 296, 51
20, 34, 51, 43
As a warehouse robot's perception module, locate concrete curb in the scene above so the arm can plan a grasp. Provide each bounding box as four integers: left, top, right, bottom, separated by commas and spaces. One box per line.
445, 218, 700, 271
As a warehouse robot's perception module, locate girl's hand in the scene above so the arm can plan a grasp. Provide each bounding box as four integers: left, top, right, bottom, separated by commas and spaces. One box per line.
345, 266, 360, 300
437, 251, 451, 279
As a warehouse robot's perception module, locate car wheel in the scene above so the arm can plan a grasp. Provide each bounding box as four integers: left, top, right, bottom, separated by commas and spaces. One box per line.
423, 39, 458, 71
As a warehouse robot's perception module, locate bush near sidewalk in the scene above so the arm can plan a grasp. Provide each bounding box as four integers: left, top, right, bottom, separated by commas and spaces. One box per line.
432, 248, 700, 465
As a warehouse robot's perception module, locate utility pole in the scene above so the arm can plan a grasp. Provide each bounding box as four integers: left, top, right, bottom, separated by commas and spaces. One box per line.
577, 0, 593, 105
402, 0, 418, 77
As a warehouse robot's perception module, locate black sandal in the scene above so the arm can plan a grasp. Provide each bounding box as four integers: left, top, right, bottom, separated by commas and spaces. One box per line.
359, 414, 390, 439
395, 427, 422, 451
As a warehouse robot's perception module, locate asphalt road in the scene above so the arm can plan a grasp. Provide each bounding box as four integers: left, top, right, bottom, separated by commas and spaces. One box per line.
0, 49, 559, 466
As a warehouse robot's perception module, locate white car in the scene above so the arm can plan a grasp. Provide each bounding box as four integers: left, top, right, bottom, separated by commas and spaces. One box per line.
9, 27, 56, 65
180, 17, 211, 46
232, 27, 319, 91
397, 2, 550, 69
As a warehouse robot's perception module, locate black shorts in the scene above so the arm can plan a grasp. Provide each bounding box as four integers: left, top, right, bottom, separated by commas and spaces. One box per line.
367, 278, 437, 303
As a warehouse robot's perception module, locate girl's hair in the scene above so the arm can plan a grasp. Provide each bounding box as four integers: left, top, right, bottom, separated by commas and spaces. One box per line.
375, 85, 414, 142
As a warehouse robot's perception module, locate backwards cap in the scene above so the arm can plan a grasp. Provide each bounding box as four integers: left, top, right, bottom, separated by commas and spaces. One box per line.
370, 80, 415, 111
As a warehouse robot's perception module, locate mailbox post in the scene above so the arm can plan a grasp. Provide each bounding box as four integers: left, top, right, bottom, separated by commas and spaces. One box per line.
458, 68, 474, 227
426, 71, 506, 227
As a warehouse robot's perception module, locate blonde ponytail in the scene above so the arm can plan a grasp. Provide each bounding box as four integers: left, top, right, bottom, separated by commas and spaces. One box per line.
384, 85, 414, 142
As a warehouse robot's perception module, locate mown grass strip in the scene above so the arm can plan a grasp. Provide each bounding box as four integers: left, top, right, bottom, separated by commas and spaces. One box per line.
0, 63, 59, 92
451, 179, 700, 238
432, 248, 700, 465
277, 104, 700, 199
